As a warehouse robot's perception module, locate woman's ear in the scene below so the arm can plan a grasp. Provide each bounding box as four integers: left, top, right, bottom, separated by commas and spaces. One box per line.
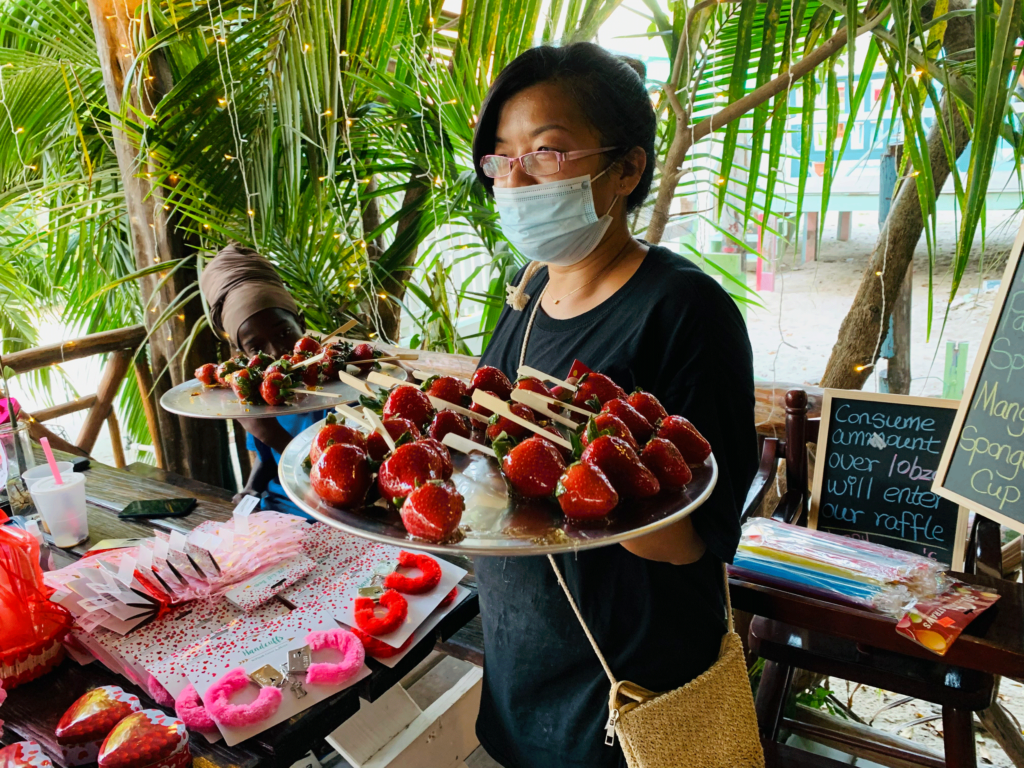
615, 147, 647, 198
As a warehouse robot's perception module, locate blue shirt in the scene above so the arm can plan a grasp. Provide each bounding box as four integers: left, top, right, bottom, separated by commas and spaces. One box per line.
245, 410, 326, 519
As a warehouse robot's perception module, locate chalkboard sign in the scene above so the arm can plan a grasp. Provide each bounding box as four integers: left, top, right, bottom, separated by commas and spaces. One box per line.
810, 390, 968, 568
935, 221, 1024, 534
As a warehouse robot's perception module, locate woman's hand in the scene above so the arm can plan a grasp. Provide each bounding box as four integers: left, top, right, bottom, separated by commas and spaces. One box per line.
233, 455, 274, 505
621, 515, 706, 565
237, 417, 294, 454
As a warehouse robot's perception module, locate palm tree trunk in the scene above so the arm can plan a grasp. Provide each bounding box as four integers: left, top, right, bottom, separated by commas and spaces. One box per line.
87, 0, 227, 484
372, 180, 428, 343
820, 2, 975, 389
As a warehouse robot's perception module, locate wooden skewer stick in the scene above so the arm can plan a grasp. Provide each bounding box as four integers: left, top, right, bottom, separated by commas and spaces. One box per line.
510, 389, 578, 429
361, 407, 395, 452
441, 432, 496, 458
471, 390, 572, 450
428, 396, 489, 424
335, 404, 372, 430
412, 369, 470, 383
361, 353, 419, 365
324, 319, 358, 338
293, 351, 326, 369
510, 388, 593, 417
291, 389, 351, 399
337, 370, 375, 397
366, 371, 415, 390
518, 365, 578, 392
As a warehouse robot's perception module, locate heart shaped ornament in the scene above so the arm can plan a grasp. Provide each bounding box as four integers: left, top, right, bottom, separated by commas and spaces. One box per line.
0, 741, 54, 768
55, 686, 142, 765
98, 709, 190, 768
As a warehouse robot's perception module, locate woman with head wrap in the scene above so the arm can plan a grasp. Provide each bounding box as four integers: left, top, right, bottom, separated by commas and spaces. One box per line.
200, 244, 323, 517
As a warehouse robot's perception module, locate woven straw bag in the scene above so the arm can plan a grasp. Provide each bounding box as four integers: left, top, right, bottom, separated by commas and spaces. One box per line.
548, 555, 764, 768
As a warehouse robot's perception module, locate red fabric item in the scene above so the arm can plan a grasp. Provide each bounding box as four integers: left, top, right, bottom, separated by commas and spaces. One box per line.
383, 551, 442, 595
352, 629, 415, 659
353, 590, 407, 635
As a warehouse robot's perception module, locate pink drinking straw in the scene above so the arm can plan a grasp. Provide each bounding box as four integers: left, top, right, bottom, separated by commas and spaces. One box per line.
39, 437, 63, 485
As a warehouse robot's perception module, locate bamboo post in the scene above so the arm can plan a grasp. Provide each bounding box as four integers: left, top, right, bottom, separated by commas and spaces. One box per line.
106, 412, 126, 468
132, 355, 165, 469
77, 349, 132, 454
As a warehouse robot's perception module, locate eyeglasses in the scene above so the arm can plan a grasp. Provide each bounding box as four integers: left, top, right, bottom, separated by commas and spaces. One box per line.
479, 146, 618, 178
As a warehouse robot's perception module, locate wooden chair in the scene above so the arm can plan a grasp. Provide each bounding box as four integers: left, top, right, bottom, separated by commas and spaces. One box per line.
1, 326, 163, 468
743, 388, 1020, 768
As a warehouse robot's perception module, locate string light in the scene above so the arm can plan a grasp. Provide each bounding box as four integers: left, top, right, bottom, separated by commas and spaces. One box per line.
875, 270, 882, 276
217, 97, 227, 106
322, 109, 332, 116
177, 314, 186, 321
339, 50, 348, 57
303, 43, 311, 53
14, 127, 23, 134
224, 153, 234, 160
247, 209, 255, 217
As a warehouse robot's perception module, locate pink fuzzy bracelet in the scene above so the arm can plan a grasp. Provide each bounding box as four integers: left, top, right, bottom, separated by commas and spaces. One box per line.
175, 684, 219, 733
305, 629, 365, 685
146, 674, 175, 708
205, 667, 283, 727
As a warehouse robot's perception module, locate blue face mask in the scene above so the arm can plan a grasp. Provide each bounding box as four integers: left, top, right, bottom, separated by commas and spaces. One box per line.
493, 171, 616, 266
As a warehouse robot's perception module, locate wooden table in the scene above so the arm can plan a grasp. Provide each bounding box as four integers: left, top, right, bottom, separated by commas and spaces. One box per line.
1, 454, 480, 768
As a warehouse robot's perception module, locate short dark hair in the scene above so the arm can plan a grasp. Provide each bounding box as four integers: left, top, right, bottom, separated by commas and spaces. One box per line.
472, 43, 656, 214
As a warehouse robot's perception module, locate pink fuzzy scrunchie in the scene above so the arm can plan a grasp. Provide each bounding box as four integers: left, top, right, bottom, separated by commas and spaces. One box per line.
305, 629, 365, 686
206, 668, 283, 727
147, 674, 175, 708
175, 684, 219, 733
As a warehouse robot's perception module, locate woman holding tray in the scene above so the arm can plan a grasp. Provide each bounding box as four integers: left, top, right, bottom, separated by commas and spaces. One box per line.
472, 43, 758, 767
200, 244, 325, 517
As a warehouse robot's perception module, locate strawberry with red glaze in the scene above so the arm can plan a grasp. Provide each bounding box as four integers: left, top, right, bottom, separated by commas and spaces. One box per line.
469, 366, 513, 401
581, 435, 660, 498
497, 435, 566, 498
556, 462, 620, 519
319, 349, 345, 380
400, 480, 464, 542
195, 363, 219, 387
259, 370, 293, 405
383, 385, 435, 429
266, 357, 293, 376
418, 437, 454, 479
540, 424, 573, 462
246, 352, 275, 373
378, 442, 441, 504
294, 335, 321, 355
421, 375, 468, 407
627, 389, 668, 426
641, 437, 692, 489
470, 401, 493, 419
580, 412, 638, 451
656, 415, 712, 464
367, 418, 421, 461
310, 415, 368, 464
601, 398, 654, 443
227, 369, 259, 404
429, 410, 471, 443
571, 372, 626, 411
311, 443, 371, 508
348, 342, 379, 374
215, 357, 245, 386
485, 402, 537, 443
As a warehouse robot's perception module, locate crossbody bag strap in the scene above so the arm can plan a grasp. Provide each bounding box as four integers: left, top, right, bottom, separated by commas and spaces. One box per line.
547, 554, 618, 686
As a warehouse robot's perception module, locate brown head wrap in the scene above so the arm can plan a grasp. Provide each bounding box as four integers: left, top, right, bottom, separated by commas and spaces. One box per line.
199, 244, 300, 349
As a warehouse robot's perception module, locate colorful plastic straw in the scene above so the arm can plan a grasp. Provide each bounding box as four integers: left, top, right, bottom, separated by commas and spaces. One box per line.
39, 437, 63, 485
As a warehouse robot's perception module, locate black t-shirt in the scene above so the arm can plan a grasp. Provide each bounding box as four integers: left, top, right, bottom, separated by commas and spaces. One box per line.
474, 245, 757, 768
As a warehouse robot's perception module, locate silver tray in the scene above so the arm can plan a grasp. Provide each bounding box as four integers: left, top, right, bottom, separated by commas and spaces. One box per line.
160, 365, 407, 420
277, 418, 718, 556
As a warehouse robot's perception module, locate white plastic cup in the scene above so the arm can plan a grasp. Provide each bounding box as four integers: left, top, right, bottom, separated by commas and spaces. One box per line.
31, 473, 88, 548
22, 462, 74, 490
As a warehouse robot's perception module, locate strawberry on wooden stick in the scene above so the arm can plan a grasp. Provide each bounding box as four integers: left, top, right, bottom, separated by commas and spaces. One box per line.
556, 462, 620, 519
195, 363, 219, 387
259, 370, 294, 406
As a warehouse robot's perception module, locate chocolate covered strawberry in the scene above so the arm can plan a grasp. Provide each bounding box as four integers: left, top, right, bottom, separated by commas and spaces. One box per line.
378, 442, 441, 504
580, 412, 638, 451
400, 480, 464, 542
656, 415, 712, 464
319, 349, 345, 380
601, 398, 654, 443
367, 418, 421, 461
513, 376, 561, 415
259, 370, 293, 406
383, 385, 435, 429
348, 342, 379, 373
469, 365, 513, 401
429, 410, 471, 443
294, 335, 321, 355
195, 363, 219, 386
627, 389, 668, 425
572, 372, 626, 411
641, 437, 692, 489
418, 437, 454, 479
486, 402, 537, 443
422, 375, 468, 407
247, 351, 275, 373
556, 462, 620, 519
310, 415, 368, 464
311, 443, 371, 508
497, 435, 566, 498
227, 368, 259, 404
581, 435, 660, 498
215, 358, 244, 386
